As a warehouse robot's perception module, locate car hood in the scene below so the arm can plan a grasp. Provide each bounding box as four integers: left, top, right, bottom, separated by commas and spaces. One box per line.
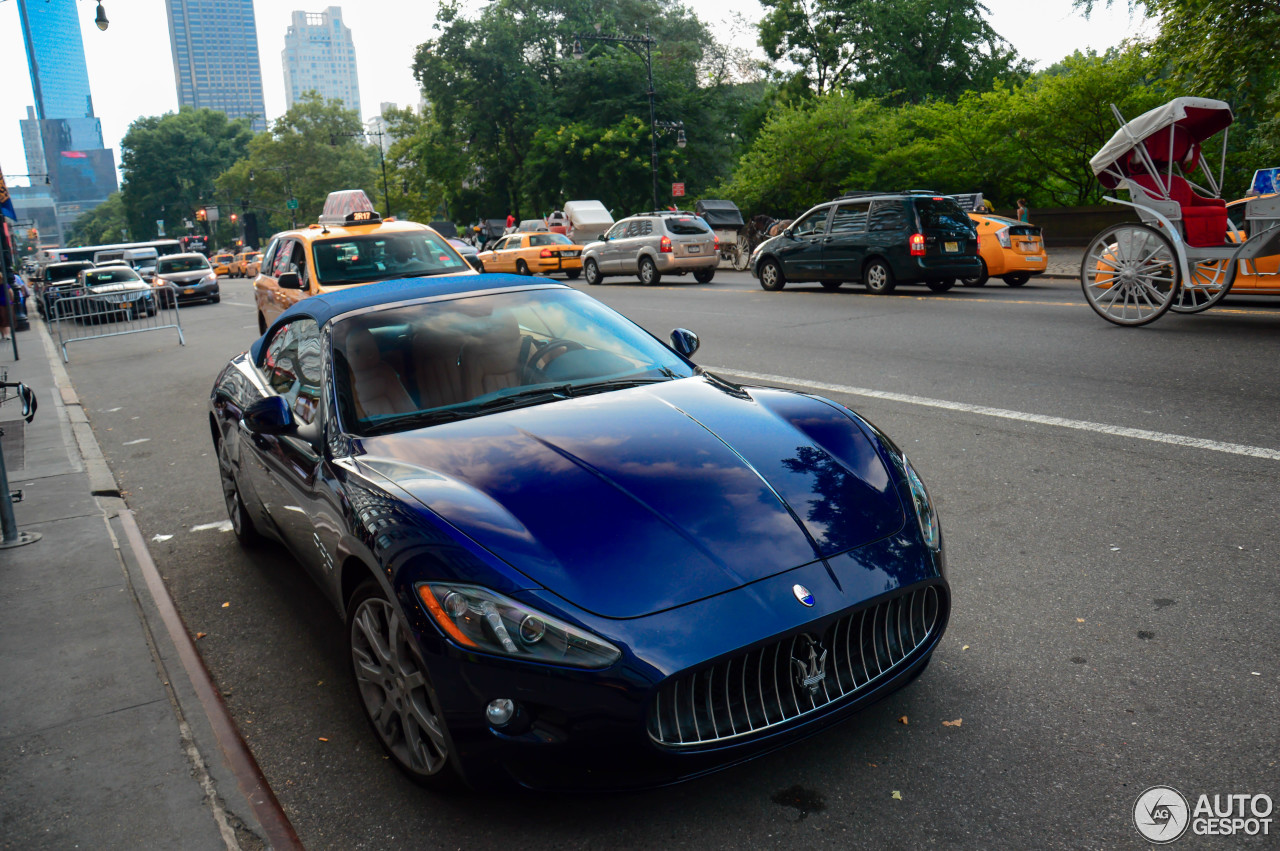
356, 376, 905, 618
87, 282, 148, 293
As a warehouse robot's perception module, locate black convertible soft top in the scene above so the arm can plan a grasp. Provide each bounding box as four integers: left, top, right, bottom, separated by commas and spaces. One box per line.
694, 199, 744, 228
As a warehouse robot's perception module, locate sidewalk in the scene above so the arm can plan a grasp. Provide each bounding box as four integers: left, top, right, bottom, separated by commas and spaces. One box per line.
0, 320, 299, 850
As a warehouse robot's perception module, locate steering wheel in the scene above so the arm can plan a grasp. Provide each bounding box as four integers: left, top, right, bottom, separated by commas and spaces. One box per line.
526, 338, 585, 375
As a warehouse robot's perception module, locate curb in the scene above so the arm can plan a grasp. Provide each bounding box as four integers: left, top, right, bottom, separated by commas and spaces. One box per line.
32, 316, 302, 851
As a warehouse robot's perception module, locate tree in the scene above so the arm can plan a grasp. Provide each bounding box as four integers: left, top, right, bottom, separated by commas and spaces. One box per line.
215, 93, 379, 235
758, 0, 1030, 102
66, 192, 128, 246
119, 108, 253, 241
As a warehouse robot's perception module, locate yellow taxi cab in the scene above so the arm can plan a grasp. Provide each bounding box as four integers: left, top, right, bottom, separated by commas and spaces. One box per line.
963, 211, 1047, 287
1224, 191, 1280, 295
476, 231, 584, 278
231, 249, 260, 277
211, 253, 236, 277
252, 190, 476, 334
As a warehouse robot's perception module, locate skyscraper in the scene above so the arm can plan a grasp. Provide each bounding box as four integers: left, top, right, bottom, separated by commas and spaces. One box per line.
14, 0, 118, 244
282, 7, 361, 116
165, 0, 268, 131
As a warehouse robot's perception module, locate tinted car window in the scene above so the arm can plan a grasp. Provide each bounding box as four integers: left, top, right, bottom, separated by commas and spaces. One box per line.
158, 256, 211, 273
604, 222, 628, 240
868, 200, 908, 232
312, 231, 471, 284
46, 263, 93, 281
663, 217, 710, 235
791, 207, 831, 237
271, 240, 295, 277
830, 203, 870, 233
915, 198, 973, 230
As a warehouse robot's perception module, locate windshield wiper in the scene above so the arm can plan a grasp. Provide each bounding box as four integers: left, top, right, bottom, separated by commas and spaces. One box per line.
561, 376, 670, 397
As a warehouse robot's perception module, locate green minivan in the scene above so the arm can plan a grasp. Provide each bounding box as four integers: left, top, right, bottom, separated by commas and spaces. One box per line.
750, 192, 982, 294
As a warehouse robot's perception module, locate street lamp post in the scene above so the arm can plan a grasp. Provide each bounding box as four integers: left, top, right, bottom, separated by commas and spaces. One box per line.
572, 29, 684, 212
331, 131, 391, 219
249, 166, 296, 228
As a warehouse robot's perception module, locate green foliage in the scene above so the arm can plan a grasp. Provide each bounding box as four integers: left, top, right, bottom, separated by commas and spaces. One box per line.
758, 0, 1031, 101
119, 107, 253, 241
66, 192, 128, 246
215, 93, 379, 234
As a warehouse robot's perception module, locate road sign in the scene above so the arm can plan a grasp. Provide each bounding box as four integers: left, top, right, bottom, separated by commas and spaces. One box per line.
206, 205, 220, 223
672, 183, 685, 197
287, 198, 299, 210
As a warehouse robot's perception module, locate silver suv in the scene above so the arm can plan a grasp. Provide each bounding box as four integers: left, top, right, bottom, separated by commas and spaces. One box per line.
582, 211, 719, 286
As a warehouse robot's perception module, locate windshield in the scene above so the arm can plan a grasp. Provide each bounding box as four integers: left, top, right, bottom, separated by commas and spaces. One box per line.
332, 288, 695, 435
84, 268, 142, 286
313, 230, 471, 285
47, 263, 93, 281
915, 198, 974, 231
664, 217, 711, 235
158, 256, 211, 273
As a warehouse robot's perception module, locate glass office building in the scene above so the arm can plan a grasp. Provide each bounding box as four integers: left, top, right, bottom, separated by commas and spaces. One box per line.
282, 7, 362, 116
166, 0, 268, 131
16, 0, 95, 121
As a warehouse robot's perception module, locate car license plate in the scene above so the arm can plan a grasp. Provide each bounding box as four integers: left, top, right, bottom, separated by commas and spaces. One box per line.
687, 245, 701, 254
562, 250, 580, 257
944, 241, 959, 253
1027, 257, 1043, 263
184, 288, 196, 294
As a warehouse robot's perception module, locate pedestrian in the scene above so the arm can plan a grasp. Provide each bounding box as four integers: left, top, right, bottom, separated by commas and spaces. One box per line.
505, 212, 515, 230
1017, 198, 1029, 223
0, 273, 11, 341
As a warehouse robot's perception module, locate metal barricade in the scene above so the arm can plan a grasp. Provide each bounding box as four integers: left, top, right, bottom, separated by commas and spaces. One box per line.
51, 284, 185, 362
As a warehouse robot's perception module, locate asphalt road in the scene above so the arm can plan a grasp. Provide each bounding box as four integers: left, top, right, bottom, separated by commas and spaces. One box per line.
58, 269, 1280, 849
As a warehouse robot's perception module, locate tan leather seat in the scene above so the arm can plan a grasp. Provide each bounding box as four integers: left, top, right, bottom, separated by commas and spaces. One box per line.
461, 316, 524, 399
411, 325, 466, 409
346, 328, 416, 419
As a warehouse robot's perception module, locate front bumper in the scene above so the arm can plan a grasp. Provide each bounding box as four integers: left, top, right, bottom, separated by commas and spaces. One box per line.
401, 532, 949, 791
160, 280, 220, 302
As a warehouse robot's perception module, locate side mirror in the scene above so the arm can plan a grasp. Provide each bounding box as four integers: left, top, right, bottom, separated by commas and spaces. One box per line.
243, 396, 296, 435
277, 271, 302, 290
670, 328, 700, 358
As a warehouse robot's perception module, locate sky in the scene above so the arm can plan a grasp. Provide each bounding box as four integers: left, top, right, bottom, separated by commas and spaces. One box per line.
0, 0, 1156, 189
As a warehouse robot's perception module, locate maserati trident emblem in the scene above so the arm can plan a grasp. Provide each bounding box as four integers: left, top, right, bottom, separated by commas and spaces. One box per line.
792, 584, 815, 607
791, 635, 828, 695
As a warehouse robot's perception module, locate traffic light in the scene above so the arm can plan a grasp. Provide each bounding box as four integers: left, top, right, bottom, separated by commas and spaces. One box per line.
195, 208, 207, 222
230, 213, 238, 223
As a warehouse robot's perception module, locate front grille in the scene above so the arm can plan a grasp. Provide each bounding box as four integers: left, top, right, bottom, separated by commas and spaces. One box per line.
648, 584, 944, 747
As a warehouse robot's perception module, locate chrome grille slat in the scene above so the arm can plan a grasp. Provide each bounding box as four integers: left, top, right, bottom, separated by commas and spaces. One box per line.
649, 584, 946, 747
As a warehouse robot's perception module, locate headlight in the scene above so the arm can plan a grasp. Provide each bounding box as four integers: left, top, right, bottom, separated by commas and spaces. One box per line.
994, 226, 1011, 249
417, 582, 621, 669
902, 456, 940, 551
204, 272, 218, 284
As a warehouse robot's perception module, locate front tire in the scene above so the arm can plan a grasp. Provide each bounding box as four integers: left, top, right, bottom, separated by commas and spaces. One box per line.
694, 269, 715, 284
1003, 273, 1030, 287
347, 580, 463, 791
516, 260, 531, 276
926, 279, 955, 293
583, 258, 603, 285
219, 452, 263, 547
733, 234, 751, 271
863, 259, 896, 294
638, 256, 661, 286
961, 259, 989, 287
1080, 223, 1179, 326
758, 259, 785, 291
565, 269, 581, 280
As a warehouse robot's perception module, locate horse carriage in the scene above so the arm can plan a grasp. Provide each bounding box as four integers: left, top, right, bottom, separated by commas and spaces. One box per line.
1082, 97, 1280, 326
693, 200, 745, 265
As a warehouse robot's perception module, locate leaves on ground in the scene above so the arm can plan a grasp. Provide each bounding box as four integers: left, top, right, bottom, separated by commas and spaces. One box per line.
898, 715, 909, 725
891, 790, 902, 800
942, 718, 963, 727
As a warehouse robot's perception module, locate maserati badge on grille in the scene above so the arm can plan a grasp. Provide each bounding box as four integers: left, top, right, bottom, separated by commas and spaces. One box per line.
791, 635, 828, 695
793, 584, 815, 606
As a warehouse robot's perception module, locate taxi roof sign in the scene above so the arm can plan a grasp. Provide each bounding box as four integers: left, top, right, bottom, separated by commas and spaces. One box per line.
319, 189, 382, 226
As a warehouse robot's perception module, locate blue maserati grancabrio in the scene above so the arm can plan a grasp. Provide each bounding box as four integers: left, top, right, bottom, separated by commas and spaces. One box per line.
208, 273, 950, 791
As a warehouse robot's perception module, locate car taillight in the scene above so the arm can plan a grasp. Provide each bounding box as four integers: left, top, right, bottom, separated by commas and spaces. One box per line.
660, 235, 672, 253
910, 233, 926, 256
995, 226, 1011, 249
713, 236, 720, 251
540, 248, 553, 258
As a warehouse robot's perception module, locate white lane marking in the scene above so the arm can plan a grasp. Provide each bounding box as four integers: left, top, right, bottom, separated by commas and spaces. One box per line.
222, 301, 251, 307
123, 438, 150, 446
191, 520, 234, 533
712, 366, 1280, 462
152, 533, 174, 542
105, 406, 122, 412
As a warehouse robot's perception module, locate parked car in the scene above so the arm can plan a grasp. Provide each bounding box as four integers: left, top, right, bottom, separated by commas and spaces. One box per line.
209, 273, 949, 791
152, 252, 220, 305
447, 238, 482, 271
77, 266, 157, 320
476, 231, 584, 278
34, 260, 95, 318
582, 211, 719, 286
750, 192, 982, 293
962, 211, 1047, 287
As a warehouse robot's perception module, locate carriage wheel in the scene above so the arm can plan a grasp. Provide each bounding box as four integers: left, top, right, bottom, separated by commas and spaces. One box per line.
1080, 223, 1181, 327
1170, 256, 1236, 314
732, 234, 751, 271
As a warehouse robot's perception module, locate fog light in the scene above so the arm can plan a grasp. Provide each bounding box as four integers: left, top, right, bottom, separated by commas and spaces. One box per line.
486, 698, 515, 727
